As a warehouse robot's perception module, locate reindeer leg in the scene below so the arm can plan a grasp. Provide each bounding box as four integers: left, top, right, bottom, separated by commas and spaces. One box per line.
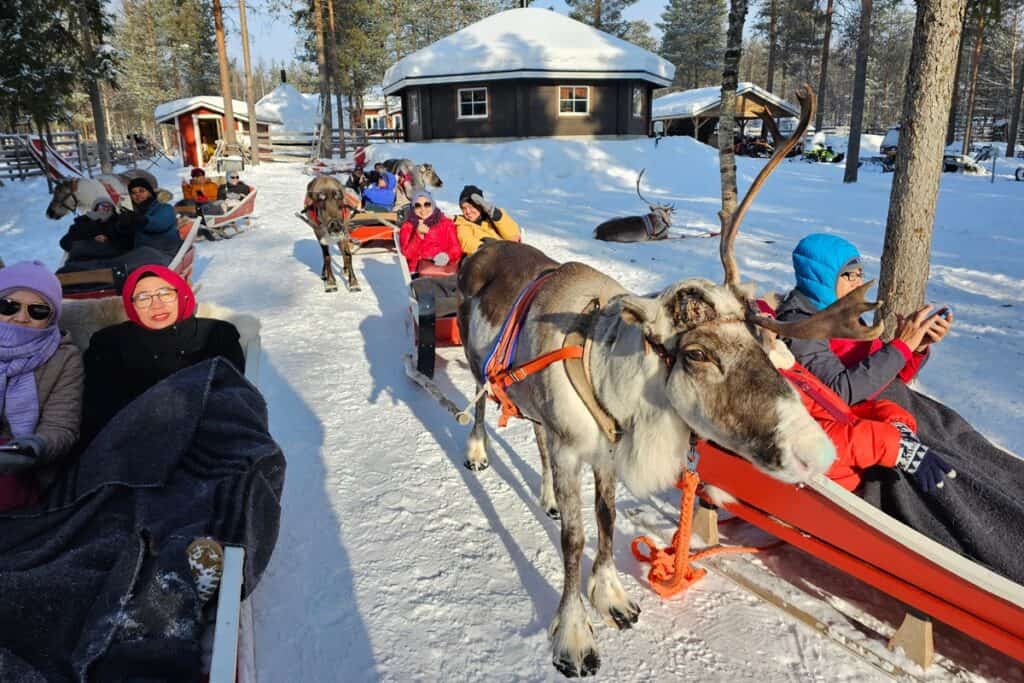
533, 424, 559, 519
587, 464, 640, 630
549, 447, 600, 678
343, 240, 360, 292
321, 244, 338, 293
465, 385, 489, 471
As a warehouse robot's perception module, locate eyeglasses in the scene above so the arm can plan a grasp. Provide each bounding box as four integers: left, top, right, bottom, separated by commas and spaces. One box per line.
840, 270, 864, 281
228, 175, 239, 180
0, 297, 53, 321
414, 202, 432, 209
132, 287, 178, 308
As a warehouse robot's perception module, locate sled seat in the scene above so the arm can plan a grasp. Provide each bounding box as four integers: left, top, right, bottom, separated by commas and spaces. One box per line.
347, 210, 399, 253
694, 440, 1024, 665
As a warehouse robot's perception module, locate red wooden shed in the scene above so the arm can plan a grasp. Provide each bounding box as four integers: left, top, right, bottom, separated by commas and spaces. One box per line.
154, 97, 281, 168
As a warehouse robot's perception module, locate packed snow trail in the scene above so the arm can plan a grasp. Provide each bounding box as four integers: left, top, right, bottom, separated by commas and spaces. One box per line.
3, 139, 1023, 680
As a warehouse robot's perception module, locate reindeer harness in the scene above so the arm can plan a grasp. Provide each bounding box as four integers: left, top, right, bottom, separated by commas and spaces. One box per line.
641, 214, 668, 239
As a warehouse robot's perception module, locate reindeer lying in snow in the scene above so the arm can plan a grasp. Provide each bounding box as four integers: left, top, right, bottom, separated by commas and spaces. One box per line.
593, 169, 675, 242
456, 85, 884, 678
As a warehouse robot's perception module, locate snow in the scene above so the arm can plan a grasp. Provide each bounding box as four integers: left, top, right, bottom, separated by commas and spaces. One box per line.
154, 96, 281, 125
382, 7, 674, 94
256, 83, 328, 134
653, 83, 800, 120
4, 140, 1024, 680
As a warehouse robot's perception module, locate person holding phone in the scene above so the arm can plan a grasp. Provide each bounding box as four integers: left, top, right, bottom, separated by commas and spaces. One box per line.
398, 189, 461, 274
0, 261, 83, 511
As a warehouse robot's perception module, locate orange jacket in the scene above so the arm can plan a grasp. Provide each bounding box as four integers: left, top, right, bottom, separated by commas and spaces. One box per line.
780, 363, 916, 491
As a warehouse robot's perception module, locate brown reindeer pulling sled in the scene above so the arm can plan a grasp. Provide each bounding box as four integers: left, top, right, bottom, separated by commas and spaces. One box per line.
451, 85, 887, 678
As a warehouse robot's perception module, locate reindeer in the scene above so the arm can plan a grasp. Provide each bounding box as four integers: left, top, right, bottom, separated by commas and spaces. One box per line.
592, 169, 675, 242
45, 170, 160, 220
455, 85, 884, 678
301, 175, 361, 293
381, 158, 444, 190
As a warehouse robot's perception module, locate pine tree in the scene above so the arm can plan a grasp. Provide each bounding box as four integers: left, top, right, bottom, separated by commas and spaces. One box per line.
658, 0, 726, 89
566, 0, 637, 37
622, 20, 658, 51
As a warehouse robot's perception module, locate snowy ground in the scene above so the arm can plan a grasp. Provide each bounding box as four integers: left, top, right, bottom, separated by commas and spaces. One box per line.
2, 137, 1023, 681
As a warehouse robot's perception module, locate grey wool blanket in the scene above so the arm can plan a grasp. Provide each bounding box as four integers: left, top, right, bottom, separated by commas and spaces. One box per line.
0, 358, 285, 682
859, 381, 1024, 585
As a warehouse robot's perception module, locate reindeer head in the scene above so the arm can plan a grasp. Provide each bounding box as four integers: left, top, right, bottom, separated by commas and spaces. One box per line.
615, 85, 883, 485
47, 179, 80, 219
306, 176, 355, 245
415, 163, 443, 188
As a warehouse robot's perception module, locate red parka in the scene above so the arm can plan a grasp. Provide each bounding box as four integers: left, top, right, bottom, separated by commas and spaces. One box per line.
398, 213, 462, 272
780, 362, 917, 491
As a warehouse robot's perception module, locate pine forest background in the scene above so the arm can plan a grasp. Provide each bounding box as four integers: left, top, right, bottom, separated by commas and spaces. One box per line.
2, 0, 1023, 147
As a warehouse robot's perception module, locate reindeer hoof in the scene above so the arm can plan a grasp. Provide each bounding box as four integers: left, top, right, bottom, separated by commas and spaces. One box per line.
545, 507, 561, 520
553, 651, 600, 678
608, 602, 641, 630
349, 284, 361, 292
464, 459, 489, 472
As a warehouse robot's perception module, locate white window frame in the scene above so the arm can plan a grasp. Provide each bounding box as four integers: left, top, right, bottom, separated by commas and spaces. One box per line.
457, 87, 488, 120
409, 91, 419, 126
632, 86, 644, 119
558, 85, 590, 117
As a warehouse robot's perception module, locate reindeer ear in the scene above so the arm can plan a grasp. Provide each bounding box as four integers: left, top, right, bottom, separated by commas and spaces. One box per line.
618, 295, 668, 342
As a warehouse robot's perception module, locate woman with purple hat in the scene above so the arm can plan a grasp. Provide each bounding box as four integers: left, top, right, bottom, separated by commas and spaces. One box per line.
0, 261, 83, 511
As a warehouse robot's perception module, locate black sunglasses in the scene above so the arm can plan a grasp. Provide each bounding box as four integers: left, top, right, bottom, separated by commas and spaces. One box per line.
414, 201, 432, 209
0, 297, 53, 321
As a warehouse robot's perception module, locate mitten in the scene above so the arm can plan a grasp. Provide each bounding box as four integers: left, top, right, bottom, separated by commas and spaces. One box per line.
433, 252, 450, 267
893, 422, 956, 494
470, 193, 495, 216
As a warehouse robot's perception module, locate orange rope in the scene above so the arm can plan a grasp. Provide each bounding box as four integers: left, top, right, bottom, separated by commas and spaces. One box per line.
630, 471, 766, 599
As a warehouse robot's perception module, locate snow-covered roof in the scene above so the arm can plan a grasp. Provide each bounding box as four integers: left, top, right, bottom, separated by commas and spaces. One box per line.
382, 8, 674, 95
154, 96, 281, 125
652, 82, 799, 120
255, 83, 332, 133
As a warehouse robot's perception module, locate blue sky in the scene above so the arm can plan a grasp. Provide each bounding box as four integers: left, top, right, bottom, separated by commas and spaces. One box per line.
227, 0, 670, 67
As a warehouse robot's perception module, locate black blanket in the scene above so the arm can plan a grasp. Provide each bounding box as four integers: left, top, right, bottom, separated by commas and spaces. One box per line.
859, 381, 1024, 585
0, 358, 285, 682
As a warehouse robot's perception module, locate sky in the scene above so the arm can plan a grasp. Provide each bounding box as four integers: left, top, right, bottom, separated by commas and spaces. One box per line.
226, 0, 670, 70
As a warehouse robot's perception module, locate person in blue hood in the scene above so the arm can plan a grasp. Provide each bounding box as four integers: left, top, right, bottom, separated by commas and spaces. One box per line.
122, 177, 183, 257
362, 170, 397, 212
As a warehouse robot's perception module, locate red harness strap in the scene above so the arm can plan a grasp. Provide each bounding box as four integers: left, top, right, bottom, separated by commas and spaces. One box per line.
485, 273, 583, 427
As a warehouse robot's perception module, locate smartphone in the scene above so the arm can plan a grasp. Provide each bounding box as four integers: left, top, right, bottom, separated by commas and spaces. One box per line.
932, 307, 951, 321
0, 444, 29, 455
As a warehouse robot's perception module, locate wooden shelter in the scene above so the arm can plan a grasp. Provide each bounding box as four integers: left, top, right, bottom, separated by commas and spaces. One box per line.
154, 97, 281, 168
652, 83, 799, 145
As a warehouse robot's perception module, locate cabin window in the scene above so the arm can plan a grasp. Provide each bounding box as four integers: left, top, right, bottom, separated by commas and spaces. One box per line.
457, 88, 488, 119
364, 115, 385, 130
559, 86, 590, 116
632, 87, 644, 118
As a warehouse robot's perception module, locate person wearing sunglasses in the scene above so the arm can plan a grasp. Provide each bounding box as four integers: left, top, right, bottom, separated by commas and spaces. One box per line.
0, 261, 84, 511
398, 189, 462, 275
454, 184, 520, 256
81, 265, 244, 443
217, 171, 252, 202
775, 233, 951, 407
58, 197, 130, 262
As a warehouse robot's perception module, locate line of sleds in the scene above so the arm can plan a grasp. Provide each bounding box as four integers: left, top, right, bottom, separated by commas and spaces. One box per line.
327, 205, 1024, 671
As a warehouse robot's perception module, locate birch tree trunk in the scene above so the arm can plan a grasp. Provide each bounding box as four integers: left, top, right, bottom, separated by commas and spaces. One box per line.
844, 0, 873, 183
719, 0, 749, 231
877, 0, 969, 335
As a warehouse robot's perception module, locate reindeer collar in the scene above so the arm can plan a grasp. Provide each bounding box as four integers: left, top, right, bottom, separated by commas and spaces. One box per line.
563, 299, 622, 443
642, 214, 668, 239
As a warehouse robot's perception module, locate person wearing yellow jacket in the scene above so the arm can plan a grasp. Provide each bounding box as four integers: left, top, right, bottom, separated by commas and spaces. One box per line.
454, 185, 520, 255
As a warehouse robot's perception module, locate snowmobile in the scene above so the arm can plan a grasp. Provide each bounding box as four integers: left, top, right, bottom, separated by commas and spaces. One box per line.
803, 145, 845, 163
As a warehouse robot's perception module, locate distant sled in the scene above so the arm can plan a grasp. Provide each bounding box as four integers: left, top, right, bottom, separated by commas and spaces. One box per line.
201, 189, 259, 239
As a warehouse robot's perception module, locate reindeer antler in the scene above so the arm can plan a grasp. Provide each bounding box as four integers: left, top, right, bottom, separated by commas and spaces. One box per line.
750, 281, 883, 340
636, 168, 656, 206
722, 84, 815, 288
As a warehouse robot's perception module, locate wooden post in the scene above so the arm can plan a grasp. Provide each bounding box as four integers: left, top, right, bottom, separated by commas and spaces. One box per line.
212, 0, 237, 146
238, 0, 259, 164
694, 501, 720, 545
888, 612, 934, 668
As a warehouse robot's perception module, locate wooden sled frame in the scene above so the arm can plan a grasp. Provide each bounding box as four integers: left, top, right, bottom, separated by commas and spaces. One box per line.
58, 218, 201, 299
202, 189, 259, 238
694, 441, 1024, 666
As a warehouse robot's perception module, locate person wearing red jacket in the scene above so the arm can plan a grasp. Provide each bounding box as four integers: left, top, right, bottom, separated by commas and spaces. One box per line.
398, 189, 461, 274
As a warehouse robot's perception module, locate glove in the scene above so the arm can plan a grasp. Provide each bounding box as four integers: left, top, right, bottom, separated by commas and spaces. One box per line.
893, 422, 956, 494
470, 193, 495, 217
433, 252, 450, 267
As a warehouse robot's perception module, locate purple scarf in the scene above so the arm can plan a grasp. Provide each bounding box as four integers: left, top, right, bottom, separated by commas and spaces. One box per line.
0, 322, 61, 438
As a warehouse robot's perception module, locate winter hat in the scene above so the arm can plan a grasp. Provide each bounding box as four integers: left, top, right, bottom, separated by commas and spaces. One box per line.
127, 177, 156, 196
791, 233, 861, 310
0, 260, 62, 323
122, 264, 196, 329
86, 197, 115, 222
459, 184, 484, 207
410, 189, 434, 206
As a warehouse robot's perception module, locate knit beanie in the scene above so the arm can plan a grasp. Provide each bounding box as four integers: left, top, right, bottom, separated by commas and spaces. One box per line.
122, 265, 196, 329
0, 260, 62, 322
410, 189, 434, 206
791, 233, 861, 310
459, 184, 484, 207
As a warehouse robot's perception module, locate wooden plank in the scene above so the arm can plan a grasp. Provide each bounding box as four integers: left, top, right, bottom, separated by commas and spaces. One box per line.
209, 546, 245, 683
58, 268, 115, 287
